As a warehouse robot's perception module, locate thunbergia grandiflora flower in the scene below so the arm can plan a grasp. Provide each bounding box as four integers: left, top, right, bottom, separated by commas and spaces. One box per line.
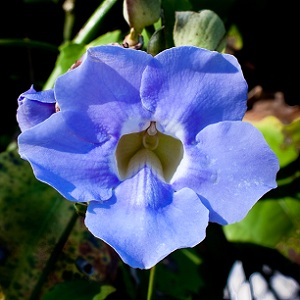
16, 45, 279, 269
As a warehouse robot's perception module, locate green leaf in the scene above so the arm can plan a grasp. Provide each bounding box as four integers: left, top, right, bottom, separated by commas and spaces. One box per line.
283, 117, 300, 153
41, 280, 100, 300
223, 195, 300, 262
248, 116, 299, 168
227, 24, 243, 50
93, 285, 116, 300
224, 196, 300, 246
173, 10, 226, 51
0, 150, 75, 300
88, 30, 122, 47
57, 42, 86, 71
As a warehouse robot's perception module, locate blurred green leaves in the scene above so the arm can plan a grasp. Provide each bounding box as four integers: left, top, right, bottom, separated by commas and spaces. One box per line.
224, 116, 300, 263
0, 149, 76, 300
155, 249, 203, 299
224, 196, 300, 252
251, 116, 299, 168
41, 280, 116, 300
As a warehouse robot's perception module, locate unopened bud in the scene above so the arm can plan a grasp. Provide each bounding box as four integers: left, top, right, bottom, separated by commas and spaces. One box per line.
123, 0, 161, 34
147, 26, 165, 56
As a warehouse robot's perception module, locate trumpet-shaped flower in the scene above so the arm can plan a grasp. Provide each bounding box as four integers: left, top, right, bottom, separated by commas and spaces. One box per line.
16, 45, 279, 269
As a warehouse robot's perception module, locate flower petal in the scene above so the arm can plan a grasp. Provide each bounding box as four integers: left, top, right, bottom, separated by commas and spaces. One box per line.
18, 112, 120, 202
171, 121, 279, 224
54, 45, 154, 142
141, 46, 248, 143
16, 86, 56, 131
85, 166, 209, 269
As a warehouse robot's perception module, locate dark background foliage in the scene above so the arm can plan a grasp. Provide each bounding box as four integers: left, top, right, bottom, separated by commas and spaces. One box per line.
1, 0, 299, 151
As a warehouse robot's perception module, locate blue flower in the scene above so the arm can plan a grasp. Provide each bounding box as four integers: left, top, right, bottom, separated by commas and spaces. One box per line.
16, 45, 279, 269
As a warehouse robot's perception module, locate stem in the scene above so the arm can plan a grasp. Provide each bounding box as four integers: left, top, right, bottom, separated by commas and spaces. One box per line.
147, 265, 156, 300
73, 0, 118, 45
64, 12, 75, 41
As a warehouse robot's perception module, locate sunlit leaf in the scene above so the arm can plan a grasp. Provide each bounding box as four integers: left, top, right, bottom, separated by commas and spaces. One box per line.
223, 195, 300, 263
245, 116, 299, 168
88, 30, 122, 47
227, 24, 243, 50
57, 42, 86, 71
283, 118, 300, 153
93, 285, 116, 300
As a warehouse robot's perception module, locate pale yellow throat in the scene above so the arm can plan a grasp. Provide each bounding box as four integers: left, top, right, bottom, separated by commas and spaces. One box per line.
115, 121, 184, 182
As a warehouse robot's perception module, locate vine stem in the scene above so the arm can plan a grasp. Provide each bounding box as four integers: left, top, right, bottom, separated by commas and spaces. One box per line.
147, 265, 156, 300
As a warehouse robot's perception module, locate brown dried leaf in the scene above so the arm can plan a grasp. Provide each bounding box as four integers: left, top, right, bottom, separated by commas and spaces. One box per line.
244, 86, 300, 124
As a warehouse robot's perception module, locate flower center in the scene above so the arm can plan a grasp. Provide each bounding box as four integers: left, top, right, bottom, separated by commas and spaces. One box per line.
143, 121, 159, 150
115, 121, 183, 182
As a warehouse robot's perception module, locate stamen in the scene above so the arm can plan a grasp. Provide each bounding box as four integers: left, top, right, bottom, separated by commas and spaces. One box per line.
55, 103, 60, 112
147, 121, 157, 136
143, 122, 159, 150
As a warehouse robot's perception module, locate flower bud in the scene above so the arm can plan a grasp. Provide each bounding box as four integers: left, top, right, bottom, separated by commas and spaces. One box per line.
123, 0, 161, 34
147, 26, 165, 56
